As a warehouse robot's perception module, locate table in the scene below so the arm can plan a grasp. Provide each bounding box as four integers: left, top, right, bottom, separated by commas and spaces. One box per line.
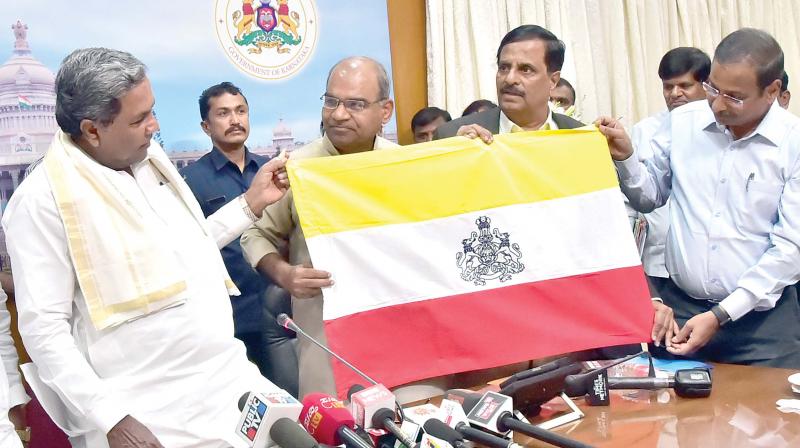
519, 363, 800, 447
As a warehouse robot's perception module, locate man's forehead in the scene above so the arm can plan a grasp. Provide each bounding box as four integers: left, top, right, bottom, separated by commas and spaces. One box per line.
416, 117, 445, 132
662, 72, 699, 84
327, 70, 379, 98
498, 39, 546, 63
709, 60, 758, 90
209, 92, 247, 108
118, 78, 154, 114
552, 86, 571, 96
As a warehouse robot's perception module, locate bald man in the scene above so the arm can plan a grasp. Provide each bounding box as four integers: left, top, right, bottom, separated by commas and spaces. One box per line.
241, 57, 398, 397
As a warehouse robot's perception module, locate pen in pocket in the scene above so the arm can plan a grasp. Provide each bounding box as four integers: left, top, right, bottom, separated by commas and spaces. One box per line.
746, 172, 755, 192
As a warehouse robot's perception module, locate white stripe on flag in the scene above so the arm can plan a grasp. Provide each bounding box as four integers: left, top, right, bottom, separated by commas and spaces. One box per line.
309, 188, 641, 321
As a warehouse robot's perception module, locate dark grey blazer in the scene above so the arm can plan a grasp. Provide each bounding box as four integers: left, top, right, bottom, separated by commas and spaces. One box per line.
433, 107, 584, 139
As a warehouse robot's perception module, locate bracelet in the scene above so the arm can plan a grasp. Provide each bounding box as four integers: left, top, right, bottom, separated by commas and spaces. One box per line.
710, 304, 732, 327
239, 195, 259, 222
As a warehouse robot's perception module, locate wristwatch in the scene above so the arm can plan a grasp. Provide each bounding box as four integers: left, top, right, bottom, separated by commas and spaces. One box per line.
710, 304, 732, 326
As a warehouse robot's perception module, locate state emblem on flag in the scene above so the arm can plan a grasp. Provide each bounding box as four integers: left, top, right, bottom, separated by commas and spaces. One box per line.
457, 216, 524, 286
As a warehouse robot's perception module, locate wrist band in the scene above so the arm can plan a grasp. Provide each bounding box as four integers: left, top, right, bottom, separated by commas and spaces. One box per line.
710, 304, 732, 326
239, 195, 259, 222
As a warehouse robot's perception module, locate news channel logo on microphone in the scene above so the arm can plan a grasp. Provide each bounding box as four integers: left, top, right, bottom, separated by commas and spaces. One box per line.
239, 395, 268, 442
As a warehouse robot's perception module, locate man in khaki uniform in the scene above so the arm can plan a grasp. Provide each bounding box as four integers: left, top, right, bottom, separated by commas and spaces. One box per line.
241, 56, 397, 397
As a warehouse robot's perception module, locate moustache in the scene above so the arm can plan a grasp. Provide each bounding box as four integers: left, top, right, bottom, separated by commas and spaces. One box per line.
225, 125, 246, 135
501, 86, 525, 97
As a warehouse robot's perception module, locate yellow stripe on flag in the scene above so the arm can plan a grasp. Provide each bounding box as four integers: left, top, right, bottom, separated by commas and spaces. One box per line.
289, 128, 619, 238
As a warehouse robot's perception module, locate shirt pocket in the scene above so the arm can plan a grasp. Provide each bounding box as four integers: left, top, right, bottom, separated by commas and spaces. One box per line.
87, 333, 127, 377
204, 195, 228, 215
741, 180, 782, 233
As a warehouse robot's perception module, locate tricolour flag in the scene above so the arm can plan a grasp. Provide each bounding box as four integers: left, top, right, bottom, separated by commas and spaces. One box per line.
18, 95, 32, 109
289, 129, 654, 397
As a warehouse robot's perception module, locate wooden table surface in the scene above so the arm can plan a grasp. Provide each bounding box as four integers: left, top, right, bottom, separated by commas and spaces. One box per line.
518, 363, 800, 447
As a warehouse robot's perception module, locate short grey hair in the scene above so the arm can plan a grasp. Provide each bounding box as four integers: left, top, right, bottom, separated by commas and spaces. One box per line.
55, 48, 147, 139
326, 56, 392, 100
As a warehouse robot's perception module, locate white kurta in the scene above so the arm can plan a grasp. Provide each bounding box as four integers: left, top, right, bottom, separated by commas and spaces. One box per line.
0, 288, 25, 448
3, 154, 279, 447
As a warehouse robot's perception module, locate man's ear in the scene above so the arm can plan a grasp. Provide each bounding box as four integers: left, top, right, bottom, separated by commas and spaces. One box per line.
765, 78, 782, 102
200, 120, 211, 137
381, 99, 395, 125
549, 70, 561, 91
79, 119, 101, 148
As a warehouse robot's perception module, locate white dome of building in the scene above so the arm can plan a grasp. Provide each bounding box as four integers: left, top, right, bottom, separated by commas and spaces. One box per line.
271, 118, 295, 150
0, 20, 57, 161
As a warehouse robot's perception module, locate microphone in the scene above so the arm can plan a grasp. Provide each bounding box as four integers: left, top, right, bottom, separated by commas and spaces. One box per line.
269, 417, 319, 448
235, 391, 303, 447
423, 418, 523, 448
572, 368, 712, 398
498, 362, 582, 414
608, 367, 712, 397
421, 418, 468, 448
562, 351, 647, 405
276, 313, 378, 386
499, 357, 575, 389
299, 392, 375, 448
275, 315, 407, 444
461, 391, 593, 448
348, 384, 417, 448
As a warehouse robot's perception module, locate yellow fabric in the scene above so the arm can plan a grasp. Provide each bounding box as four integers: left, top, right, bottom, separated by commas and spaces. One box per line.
288, 128, 617, 238
43, 130, 238, 330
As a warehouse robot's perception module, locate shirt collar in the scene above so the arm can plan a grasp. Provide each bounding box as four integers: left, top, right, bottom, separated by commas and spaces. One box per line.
321, 134, 394, 155
499, 104, 557, 134
209, 146, 254, 171
703, 101, 787, 146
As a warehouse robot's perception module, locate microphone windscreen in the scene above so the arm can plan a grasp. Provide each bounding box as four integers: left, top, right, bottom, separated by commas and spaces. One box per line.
443, 389, 482, 412
423, 418, 463, 445
269, 417, 319, 448
347, 383, 366, 400
370, 407, 395, 428
237, 392, 249, 411
276, 313, 290, 328
300, 393, 355, 446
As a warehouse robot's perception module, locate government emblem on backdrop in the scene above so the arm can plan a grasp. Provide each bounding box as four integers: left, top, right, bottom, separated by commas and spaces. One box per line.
456, 216, 524, 286
214, 0, 318, 80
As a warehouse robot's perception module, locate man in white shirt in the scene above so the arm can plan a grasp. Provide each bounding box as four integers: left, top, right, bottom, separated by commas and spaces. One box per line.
3, 48, 289, 447
598, 28, 800, 367
631, 47, 710, 318
0, 287, 27, 448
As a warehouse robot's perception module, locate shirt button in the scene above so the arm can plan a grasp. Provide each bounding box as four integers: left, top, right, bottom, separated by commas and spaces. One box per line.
711, 244, 718, 250
714, 212, 721, 217
720, 178, 727, 183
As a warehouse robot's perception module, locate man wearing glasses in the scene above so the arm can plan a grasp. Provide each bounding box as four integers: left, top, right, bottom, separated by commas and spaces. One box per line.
597, 28, 800, 368
241, 56, 397, 397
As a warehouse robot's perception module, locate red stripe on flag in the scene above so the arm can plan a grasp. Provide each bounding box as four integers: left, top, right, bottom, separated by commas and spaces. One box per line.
324, 265, 653, 398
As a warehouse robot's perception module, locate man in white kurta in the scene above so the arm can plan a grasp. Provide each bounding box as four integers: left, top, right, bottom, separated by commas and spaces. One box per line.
2, 48, 287, 448
0, 288, 26, 448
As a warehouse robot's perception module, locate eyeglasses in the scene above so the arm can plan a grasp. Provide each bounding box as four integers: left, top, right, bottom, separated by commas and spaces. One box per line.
702, 82, 745, 107
321, 95, 385, 113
